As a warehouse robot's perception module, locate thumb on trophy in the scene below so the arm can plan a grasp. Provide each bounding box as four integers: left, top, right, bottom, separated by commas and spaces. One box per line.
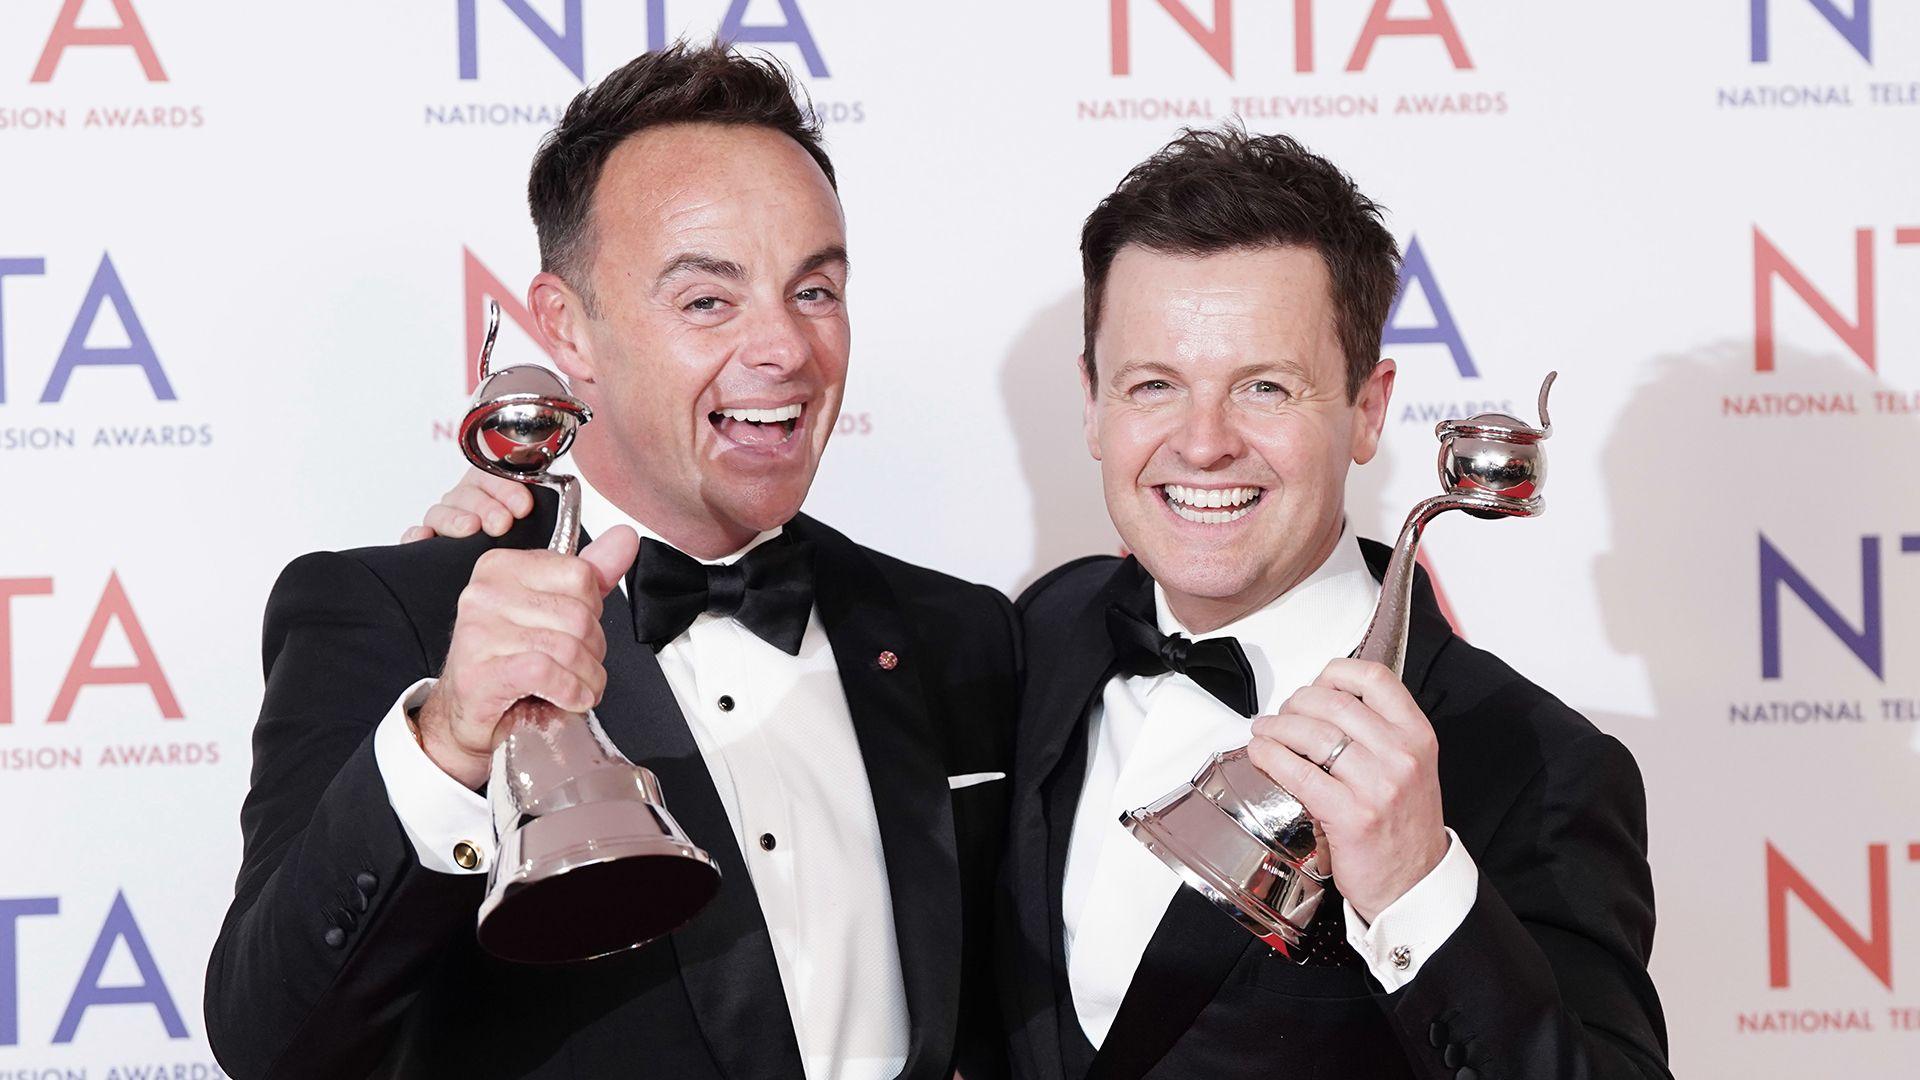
580, 526, 641, 595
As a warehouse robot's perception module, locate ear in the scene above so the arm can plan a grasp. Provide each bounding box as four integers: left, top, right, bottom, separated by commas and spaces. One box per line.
1349, 358, 1396, 465
1078, 354, 1102, 461
529, 272, 596, 383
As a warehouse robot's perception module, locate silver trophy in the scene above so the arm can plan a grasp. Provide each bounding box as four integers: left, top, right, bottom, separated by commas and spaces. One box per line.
460, 302, 720, 964
1120, 372, 1558, 957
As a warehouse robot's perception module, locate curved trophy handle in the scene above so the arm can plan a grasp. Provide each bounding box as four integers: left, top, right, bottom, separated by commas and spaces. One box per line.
1362, 370, 1557, 677
477, 300, 501, 383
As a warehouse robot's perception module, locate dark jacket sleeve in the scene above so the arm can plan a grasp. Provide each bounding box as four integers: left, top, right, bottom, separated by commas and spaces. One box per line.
1382, 731, 1670, 1080
204, 551, 482, 1079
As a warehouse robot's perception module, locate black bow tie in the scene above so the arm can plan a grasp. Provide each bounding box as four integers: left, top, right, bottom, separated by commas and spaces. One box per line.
1106, 604, 1258, 717
628, 535, 815, 655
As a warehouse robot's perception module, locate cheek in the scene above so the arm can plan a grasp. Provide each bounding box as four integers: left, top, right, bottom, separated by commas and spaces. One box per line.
1098, 405, 1178, 475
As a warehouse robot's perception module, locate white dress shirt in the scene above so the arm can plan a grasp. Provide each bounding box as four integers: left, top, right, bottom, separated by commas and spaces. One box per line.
1060, 523, 1480, 1048
370, 477, 909, 1080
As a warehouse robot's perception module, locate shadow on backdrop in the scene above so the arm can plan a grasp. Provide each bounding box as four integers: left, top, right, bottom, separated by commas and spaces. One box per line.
1587, 339, 1919, 1073
1001, 291, 1118, 593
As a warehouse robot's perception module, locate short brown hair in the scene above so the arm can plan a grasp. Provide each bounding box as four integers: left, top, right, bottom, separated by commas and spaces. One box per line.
528, 42, 836, 310
1080, 127, 1399, 401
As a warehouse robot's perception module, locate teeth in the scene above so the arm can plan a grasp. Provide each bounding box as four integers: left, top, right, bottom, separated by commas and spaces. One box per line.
1168, 500, 1256, 525
1162, 484, 1260, 509
719, 404, 803, 423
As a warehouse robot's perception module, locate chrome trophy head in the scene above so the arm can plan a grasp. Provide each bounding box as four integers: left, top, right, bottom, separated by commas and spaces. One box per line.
1123, 372, 1559, 957
460, 303, 721, 965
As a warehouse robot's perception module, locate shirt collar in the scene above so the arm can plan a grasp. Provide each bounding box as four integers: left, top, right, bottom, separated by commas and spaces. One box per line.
1152, 520, 1380, 712
576, 472, 783, 567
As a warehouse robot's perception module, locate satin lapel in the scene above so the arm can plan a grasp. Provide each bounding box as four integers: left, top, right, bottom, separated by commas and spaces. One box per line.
593, 554, 804, 1080
1009, 558, 1149, 1080
1020, 557, 1151, 829
791, 516, 959, 1079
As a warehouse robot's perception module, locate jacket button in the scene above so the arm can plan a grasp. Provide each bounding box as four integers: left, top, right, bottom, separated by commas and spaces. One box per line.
1456, 1068, 1479, 1080
354, 871, 379, 893
323, 927, 346, 949
1444, 1043, 1465, 1068
1428, 1022, 1447, 1048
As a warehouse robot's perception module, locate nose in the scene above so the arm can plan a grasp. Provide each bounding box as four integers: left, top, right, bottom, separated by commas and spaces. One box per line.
740, 300, 812, 377
1167, 396, 1245, 471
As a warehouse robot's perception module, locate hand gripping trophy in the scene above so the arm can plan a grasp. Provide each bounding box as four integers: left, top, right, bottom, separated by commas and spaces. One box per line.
458, 303, 721, 964
1121, 372, 1559, 957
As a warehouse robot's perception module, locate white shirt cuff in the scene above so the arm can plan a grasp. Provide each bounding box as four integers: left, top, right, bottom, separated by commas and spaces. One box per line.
1342, 827, 1479, 991
371, 678, 494, 876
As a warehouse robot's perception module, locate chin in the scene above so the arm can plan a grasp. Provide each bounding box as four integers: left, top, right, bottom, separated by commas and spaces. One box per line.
715, 477, 812, 533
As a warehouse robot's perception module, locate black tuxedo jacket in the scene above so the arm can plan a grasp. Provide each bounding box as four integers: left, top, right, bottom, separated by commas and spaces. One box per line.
205, 501, 1018, 1079
997, 544, 1670, 1080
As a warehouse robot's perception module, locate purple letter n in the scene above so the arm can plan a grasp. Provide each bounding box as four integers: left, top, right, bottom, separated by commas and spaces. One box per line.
1759, 533, 1881, 680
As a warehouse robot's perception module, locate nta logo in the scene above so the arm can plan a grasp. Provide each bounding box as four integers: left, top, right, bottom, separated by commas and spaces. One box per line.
1753, 225, 1920, 373
26, 0, 166, 83
1751, 0, 1872, 65
0, 253, 174, 404
457, 0, 829, 82
0, 891, 185, 1045
0, 573, 181, 726
1767, 840, 1918, 990
1759, 533, 1920, 681
1384, 235, 1475, 378
1108, 0, 1471, 77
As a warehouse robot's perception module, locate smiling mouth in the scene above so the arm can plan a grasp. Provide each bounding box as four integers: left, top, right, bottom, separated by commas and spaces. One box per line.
1160, 483, 1264, 525
709, 403, 803, 447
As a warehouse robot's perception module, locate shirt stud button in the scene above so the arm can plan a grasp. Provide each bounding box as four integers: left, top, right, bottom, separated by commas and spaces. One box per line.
452, 841, 481, 870
717, 694, 735, 712
759, 832, 777, 851
1390, 945, 1413, 970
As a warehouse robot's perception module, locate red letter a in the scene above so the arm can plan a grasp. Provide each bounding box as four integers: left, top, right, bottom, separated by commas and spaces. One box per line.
31, 0, 167, 83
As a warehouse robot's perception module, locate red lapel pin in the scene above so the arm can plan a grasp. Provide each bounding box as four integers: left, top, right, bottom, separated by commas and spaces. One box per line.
876, 650, 898, 670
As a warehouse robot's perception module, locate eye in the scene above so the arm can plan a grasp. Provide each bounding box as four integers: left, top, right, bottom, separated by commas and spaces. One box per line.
684, 296, 726, 313
1250, 380, 1285, 394
794, 285, 842, 314
1134, 379, 1173, 393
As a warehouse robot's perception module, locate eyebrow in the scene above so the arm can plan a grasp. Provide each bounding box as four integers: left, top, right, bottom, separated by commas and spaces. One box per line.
653, 245, 850, 290
655, 252, 744, 288
794, 244, 850, 280
1108, 358, 1312, 386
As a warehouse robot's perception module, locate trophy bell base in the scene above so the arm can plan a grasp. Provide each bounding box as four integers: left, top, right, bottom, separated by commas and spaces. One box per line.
477, 797, 720, 965
1122, 782, 1325, 957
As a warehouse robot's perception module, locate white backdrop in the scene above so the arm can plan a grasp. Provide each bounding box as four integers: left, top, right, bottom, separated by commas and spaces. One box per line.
3, 1, 1918, 1076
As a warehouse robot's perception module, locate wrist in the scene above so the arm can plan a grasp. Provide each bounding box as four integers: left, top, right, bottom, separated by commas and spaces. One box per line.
409, 691, 490, 791
1351, 829, 1452, 925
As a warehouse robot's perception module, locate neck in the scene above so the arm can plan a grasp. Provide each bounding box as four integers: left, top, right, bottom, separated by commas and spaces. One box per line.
576, 442, 763, 560
1160, 517, 1346, 635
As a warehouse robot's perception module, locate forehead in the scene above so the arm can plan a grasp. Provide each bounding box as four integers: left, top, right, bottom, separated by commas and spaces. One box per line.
590, 122, 844, 260
1099, 244, 1340, 364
